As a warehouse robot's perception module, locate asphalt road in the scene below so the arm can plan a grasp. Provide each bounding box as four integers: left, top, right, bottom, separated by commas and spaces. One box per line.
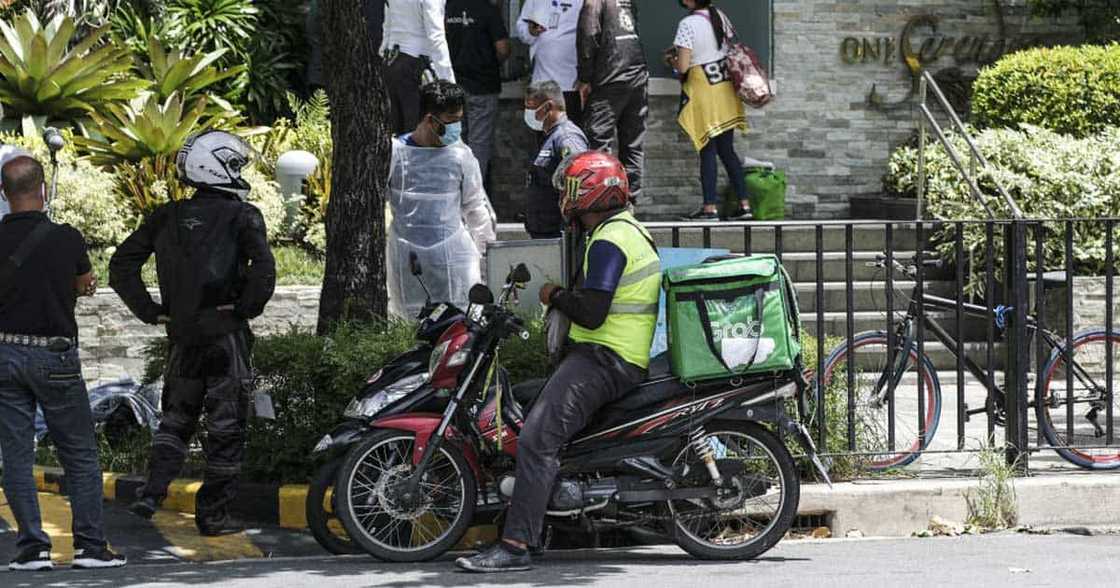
3, 532, 1118, 588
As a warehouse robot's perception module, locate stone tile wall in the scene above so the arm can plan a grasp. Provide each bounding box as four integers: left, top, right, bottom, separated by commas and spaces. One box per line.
77, 287, 322, 384
487, 1, 1081, 221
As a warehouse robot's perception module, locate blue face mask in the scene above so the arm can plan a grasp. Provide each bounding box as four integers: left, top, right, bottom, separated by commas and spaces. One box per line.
438, 120, 462, 146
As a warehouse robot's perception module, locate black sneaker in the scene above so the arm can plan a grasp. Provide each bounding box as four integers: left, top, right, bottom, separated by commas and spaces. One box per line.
71, 547, 126, 569
128, 496, 160, 520
723, 207, 753, 221
197, 515, 245, 537
8, 547, 53, 571
681, 208, 719, 222
455, 542, 532, 573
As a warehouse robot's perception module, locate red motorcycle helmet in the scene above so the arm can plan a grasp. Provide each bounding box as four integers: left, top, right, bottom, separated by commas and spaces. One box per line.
553, 151, 631, 223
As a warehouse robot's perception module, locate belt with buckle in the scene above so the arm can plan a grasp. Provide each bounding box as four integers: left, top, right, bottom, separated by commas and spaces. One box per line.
0, 332, 76, 352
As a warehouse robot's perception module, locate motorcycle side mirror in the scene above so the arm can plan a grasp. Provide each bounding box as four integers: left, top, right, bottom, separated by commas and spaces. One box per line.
469, 284, 495, 305
509, 263, 532, 284
409, 252, 423, 277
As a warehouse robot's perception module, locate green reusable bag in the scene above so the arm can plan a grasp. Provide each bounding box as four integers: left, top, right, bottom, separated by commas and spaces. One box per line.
663, 255, 802, 383
745, 168, 787, 221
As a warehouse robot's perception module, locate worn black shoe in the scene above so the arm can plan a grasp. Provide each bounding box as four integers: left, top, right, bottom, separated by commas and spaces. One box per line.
8, 547, 53, 571
681, 207, 719, 221
723, 207, 754, 221
197, 515, 245, 537
71, 547, 126, 569
128, 496, 160, 520
455, 542, 532, 573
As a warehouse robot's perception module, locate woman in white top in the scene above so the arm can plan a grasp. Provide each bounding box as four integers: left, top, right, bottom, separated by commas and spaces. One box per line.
669, 0, 749, 221
382, 0, 457, 134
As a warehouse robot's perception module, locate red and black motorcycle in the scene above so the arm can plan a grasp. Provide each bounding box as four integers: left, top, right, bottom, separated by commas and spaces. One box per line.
333, 264, 830, 562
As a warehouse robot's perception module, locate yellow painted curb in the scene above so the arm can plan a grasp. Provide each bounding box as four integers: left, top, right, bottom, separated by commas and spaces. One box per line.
163, 480, 204, 514
279, 485, 309, 530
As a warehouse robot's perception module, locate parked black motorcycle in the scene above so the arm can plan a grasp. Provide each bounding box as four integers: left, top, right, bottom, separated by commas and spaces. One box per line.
304, 254, 465, 554
332, 264, 831, 562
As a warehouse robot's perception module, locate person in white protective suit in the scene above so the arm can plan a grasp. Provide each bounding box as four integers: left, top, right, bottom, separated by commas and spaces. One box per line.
388, 80, 497, 318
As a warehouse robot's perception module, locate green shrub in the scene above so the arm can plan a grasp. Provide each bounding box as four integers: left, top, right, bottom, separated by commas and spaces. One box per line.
972, 44, 1120, 138
134, 320, 549, 483
884, 125, 1120, 295
51, 159, 133, 248
253, 90, 332, 252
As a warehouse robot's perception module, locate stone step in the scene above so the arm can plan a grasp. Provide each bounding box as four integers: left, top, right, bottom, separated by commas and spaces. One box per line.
497, 221, 925, 254
816, 339, 1009, 372
794, 281, 957, 313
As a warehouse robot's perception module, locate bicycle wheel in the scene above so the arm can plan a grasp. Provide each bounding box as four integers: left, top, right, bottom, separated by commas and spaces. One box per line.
1036, 329, 1120, 469
821, 331, 942, 470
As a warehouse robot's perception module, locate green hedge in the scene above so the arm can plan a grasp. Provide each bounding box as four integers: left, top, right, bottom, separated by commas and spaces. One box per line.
972, 44, 1120, 138
139, 320, 549, 483
884, 125, 1120, 295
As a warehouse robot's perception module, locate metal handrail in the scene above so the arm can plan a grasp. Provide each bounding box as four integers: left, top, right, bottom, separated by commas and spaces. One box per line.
916, 70, 1024, 221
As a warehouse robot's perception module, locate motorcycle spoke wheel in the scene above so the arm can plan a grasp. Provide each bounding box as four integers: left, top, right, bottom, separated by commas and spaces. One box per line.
336, 431, 476, 561
668, 422, 799, 560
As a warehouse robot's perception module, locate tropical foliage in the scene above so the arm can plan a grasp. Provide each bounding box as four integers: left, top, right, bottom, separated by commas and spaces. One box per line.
0, 11, 146, 126
884, 125, 1120, 294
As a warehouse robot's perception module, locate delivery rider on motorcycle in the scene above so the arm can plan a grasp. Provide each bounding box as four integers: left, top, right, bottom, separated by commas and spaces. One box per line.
456, 151, 661, 573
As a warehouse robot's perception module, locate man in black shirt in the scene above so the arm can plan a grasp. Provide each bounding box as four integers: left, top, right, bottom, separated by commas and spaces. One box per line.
446, 0, 511, 184
0, 156, 127, 571
110, 131, 276, 536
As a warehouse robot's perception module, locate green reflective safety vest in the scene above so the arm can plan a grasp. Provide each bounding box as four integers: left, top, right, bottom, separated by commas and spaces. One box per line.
569, 210, 661, 369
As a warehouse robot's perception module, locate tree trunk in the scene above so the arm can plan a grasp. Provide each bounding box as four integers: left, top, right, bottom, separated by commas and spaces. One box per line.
316, 0, 390, 334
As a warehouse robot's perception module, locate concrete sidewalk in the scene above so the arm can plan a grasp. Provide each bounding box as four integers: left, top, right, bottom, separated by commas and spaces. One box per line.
801, 472, 1120, 537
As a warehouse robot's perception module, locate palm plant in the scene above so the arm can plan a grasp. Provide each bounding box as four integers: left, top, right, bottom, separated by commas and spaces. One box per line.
143, 36, 244, 109
163, 0, 258, 99
0, 10, 146, 129
76, 92, 209, 165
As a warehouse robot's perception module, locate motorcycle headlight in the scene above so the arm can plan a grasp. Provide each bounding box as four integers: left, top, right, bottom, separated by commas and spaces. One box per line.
429, 340, 451, 375
344, 372, 430, 418
313, 434, 332, 454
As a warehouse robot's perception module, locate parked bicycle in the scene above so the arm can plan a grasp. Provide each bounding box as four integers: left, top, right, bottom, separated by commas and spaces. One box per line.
820, 254, 1119, 470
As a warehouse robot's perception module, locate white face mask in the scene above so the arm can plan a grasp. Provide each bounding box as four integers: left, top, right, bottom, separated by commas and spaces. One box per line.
523, 104, 546, 132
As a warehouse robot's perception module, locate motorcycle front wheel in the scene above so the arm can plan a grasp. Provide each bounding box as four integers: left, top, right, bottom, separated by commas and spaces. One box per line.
335, 430, 477, 562
306, 459, 363, 555
669, 421, 800, 560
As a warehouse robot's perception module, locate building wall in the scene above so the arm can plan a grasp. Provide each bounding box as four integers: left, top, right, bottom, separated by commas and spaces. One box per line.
77, 287, 322, 384
486, 0, 1082, 221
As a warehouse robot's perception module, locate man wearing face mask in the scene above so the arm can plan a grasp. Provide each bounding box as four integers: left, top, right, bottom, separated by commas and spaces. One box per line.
388, 80, 497, 318
523, 80, 588, 239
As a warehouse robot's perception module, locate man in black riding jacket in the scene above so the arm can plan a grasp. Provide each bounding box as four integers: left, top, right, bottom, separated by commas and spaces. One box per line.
110, 130, 276, 536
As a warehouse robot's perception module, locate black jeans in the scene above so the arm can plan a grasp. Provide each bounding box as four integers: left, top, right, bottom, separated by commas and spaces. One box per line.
701, 130, 748, 205
140, 331, 252, 527
385, 52, 423, 135
563, 91, 585, 128
0, 344, 107, 552
583, 82, 649, 202
503, 343, 645, 547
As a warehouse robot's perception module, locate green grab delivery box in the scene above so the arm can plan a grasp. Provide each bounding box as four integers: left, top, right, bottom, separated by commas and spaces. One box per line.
663, 255, 802, 383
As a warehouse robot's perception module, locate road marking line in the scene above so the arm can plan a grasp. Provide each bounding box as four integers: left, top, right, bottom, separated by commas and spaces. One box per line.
0, 491, 76, 563
149, 509, 264, 562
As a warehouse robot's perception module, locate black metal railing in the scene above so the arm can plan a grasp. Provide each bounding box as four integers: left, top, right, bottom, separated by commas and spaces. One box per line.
642, 218, 1119, 476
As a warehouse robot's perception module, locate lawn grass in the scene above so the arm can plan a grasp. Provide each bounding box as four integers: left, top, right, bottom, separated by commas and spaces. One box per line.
90, 245, 325, 288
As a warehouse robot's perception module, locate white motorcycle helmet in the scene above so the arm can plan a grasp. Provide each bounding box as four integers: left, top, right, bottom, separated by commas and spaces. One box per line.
176, 130, 256, 200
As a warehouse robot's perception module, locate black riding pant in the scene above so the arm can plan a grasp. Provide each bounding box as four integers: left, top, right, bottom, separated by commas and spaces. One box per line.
583, 82, 649, 203
503, 343, 645, 547
141, 330, 253, 527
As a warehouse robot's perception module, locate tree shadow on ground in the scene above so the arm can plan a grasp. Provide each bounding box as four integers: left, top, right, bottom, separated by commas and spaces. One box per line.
1, 548, 811, 588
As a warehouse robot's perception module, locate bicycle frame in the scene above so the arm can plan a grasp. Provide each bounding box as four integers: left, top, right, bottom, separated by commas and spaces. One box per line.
876, 287, 1105, 428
